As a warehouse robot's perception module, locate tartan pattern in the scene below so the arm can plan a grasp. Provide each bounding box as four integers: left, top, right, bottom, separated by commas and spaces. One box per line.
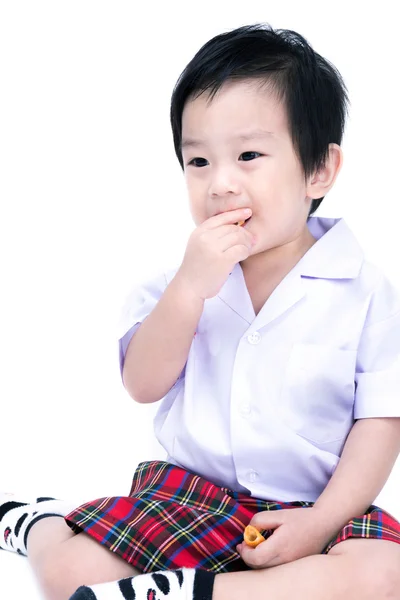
64, 460, 400, 573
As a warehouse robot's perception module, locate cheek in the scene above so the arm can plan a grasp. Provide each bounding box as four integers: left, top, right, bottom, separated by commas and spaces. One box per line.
190, 207, 204, 226
185, 170, 205, 192
185, 184, 205, 225
185, 171, 206, 193
267, 164, 307, 209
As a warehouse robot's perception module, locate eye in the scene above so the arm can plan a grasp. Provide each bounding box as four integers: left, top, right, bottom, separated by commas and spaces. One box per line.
239, 151, 261, 161
187, 157, 209, 167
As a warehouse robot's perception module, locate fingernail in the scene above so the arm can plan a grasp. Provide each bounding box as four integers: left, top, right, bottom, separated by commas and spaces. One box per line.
244, 209, 252, 216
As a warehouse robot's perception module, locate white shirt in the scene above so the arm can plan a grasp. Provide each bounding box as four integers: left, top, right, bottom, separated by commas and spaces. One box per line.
117, 217, 400, 502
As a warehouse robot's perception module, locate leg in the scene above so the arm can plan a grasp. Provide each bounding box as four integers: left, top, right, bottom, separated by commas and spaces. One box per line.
213, 539, 400, 600
27, 517, 139, 600
27, 517, 76, 565
72, 538, 400, 600
0, 493, 77, 556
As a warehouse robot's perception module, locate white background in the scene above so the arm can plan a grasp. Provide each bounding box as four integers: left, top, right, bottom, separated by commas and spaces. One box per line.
0, 1, 399, 596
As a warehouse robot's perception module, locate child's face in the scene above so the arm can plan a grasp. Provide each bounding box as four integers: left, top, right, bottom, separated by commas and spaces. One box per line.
181, 80, 317, 260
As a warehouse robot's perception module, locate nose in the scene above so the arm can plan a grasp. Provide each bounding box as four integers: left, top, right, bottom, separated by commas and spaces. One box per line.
209, 166, 240, 197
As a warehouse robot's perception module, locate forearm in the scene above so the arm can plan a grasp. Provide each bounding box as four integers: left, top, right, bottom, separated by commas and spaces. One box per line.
313, 417, 400, 533
123, 273, 204, 404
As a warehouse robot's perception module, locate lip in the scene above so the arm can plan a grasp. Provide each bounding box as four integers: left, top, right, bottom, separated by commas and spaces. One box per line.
213, 208, 251, 218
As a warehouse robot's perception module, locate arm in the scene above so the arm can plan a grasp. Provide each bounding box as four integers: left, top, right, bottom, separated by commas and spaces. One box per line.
122, 274, 204, 404
313, 417, 400, 531
239, 418, 400, 568
123, 207, 256, 404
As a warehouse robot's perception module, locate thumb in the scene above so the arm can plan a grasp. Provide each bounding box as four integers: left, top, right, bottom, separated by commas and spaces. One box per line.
250, 510, 285, 531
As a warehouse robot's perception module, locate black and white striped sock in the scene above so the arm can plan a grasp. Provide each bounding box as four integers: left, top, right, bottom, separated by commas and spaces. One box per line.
70, 568, 216, 600
0, 492, 76, 556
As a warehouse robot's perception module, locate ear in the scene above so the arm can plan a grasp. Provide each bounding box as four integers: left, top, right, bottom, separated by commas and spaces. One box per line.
306, 143, 343, 199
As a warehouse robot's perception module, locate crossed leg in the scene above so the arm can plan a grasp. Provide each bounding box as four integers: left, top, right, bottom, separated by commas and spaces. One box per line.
27, 517, 139, 600
213, 539, 400, 600
27, 518, 400, 600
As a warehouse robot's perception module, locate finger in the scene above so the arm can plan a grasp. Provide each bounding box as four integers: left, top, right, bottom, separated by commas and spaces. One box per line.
205, 208, 252, 230
217, 230, 255, 254
240, 536, 282, 569
261, 555, 284, 568
239, 544, 268, 570
250, 511, 284, 530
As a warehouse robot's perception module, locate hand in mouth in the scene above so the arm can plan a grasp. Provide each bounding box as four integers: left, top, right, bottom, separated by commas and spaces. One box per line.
236, 216, 252, 227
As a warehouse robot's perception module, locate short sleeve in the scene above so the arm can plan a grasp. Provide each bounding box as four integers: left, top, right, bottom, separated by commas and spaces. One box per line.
117, 269, 186, 392
354, 273, 400, 419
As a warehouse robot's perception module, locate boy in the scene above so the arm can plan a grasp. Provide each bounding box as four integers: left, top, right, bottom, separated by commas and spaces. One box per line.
2, 22, 400, 600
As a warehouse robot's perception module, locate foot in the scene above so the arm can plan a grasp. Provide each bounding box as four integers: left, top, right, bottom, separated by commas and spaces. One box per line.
70, 568, 216, 600
0, 491, 76, 556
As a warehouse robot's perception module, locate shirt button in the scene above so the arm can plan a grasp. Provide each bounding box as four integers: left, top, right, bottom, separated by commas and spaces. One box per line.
247, 331, 261, 345
240, 404, 251, 416
248, 470, 259, 483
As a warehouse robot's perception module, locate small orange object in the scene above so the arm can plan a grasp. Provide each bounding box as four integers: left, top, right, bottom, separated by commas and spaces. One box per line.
237, 220, 245, 226
243, 525, 265, 548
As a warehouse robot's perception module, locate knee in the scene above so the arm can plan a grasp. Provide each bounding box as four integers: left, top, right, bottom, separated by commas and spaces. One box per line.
379, 555, 400, 598
346, 552, 400, 598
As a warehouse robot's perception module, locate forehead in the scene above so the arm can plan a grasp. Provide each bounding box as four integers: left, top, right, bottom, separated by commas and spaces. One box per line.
181, 80, 289, 145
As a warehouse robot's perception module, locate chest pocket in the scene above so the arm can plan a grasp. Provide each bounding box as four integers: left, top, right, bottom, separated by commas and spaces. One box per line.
279, 343, 356, 449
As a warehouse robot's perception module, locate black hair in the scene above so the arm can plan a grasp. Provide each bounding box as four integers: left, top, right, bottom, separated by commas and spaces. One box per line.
170, 23, 349, 216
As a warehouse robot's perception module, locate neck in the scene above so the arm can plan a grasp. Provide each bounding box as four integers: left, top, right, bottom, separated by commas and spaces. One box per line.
241, 227, 317, 282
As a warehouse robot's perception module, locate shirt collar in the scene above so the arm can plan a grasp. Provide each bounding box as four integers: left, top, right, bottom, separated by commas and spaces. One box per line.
217, 217, 365, 327
298, 217, 364, 279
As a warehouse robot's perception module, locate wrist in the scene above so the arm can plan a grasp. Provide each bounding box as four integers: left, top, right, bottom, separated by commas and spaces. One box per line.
310, 505, 344, 538
171, 271, 206, 308
173, 270, 206, 306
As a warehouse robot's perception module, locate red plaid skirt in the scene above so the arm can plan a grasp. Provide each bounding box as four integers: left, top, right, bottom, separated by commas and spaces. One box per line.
64, 460, 400, 574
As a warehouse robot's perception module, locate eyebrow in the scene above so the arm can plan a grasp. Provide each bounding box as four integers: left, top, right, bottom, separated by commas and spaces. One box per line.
181, 129, 276, 150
